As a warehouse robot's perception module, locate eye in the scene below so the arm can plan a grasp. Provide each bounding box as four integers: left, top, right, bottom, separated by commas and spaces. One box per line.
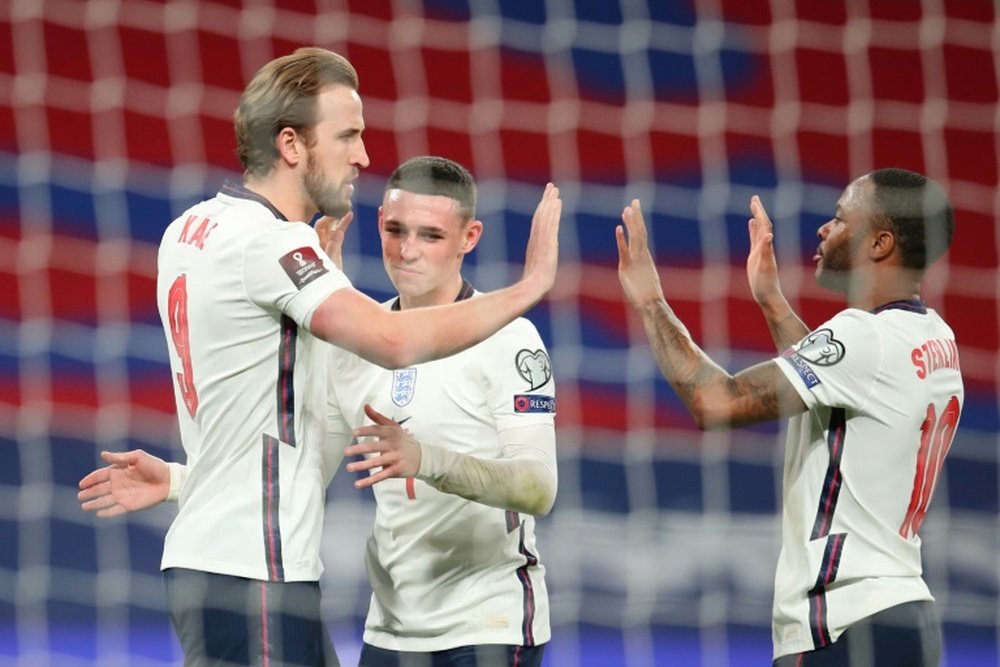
420, 231, 444, 241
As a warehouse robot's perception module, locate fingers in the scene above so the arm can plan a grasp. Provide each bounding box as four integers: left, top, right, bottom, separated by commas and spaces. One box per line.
96, 506, 127, 519
99, 450, 136, 467
344, 450, 390, 473
337, 211, 355, 236
79, 466, 111, 490
314, 216, 332, 242
749, 195, 773, 232
747, 195, 775, 249
78, 477, 110, 501
620, 199, 647, 246
533, 183, 561, 222
80, 492, 117, 512
352, 466, 394, 489
362, 403, 393, 426
615, 225, 628, 262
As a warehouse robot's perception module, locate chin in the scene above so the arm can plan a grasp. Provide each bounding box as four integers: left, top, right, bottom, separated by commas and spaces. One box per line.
816, 270, 849, 294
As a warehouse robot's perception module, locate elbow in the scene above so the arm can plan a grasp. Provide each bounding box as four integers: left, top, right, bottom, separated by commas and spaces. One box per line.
529, 488, 556, 517
367, 334, 414, 370
688, 394, 730, 431
518, 471, 557, 517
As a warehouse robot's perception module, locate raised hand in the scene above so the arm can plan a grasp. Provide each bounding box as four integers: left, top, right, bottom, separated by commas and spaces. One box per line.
521, 183, 562, 297
315, 211, 355, 271
78, 449, 170, 518
344, 404, 422, 489
746, 195, 782, 305
616, 199, 666, 310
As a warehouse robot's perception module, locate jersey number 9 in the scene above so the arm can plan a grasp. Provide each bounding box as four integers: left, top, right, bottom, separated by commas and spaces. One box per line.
168, 274, 199, 419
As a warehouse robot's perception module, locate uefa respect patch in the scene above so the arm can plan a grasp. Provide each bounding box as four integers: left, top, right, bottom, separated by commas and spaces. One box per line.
513, 394, 555, 413
279, 246, 329, 290
780, 351, 821, 389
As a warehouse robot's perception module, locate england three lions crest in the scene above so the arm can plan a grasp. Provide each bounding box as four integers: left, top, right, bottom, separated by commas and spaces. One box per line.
391, 368, 417, 406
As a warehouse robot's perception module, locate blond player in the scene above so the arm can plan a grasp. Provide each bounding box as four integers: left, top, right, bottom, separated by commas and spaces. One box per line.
79, 47, 561, 667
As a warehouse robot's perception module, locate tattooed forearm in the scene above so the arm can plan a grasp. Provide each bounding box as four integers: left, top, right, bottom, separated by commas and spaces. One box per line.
639, 300, 729, 419
757, 295, 809, 352
638, 300, 807, 428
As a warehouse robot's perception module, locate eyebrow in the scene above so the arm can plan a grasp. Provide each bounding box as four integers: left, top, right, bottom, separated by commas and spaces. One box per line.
384, 219, 448, 234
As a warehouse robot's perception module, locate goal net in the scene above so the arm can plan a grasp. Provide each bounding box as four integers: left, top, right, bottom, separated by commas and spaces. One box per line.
1, 1, 997, 665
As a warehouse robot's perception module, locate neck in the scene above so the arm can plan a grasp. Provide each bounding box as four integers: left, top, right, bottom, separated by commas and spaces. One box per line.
243, 172, 316, 223
845, 266, 922, 311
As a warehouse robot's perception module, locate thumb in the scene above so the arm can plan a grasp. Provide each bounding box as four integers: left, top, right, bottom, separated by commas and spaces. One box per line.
99, 450, 136, 467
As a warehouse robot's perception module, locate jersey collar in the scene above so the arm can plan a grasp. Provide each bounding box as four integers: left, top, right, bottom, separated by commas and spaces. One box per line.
220, 180, 288, 221
390, 278, 475, 311
871, 298, 927, 315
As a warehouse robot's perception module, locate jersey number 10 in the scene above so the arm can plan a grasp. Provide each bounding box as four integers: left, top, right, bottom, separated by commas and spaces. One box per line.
899, 395, 960, 539
168, 274, 199, 418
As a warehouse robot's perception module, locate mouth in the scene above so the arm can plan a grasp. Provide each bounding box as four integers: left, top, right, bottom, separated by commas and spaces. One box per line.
813, 248, 823, 263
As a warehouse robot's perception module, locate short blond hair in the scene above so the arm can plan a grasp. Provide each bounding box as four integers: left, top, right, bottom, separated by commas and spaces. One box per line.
234, 47, 358, 177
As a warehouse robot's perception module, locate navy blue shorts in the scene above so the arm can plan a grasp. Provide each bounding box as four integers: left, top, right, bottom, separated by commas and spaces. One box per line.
164, 568, 339, 667
772, 600, 941, 667
358, 642, 545, 667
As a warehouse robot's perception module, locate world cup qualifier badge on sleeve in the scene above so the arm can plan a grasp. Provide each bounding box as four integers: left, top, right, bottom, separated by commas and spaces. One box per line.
279, 246, 329, 290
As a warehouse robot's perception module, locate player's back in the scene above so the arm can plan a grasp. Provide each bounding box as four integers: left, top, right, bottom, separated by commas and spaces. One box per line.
156, 183, 347, 582
772, 302, 963, 657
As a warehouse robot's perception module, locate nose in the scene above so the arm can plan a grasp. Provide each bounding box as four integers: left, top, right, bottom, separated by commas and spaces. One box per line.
817, 220, 832, 239
399, 233, 418, 260
354, 138, 370, 169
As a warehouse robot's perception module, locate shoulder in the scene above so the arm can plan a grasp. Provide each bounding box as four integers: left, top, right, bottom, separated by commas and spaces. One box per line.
808, 308, 879, 341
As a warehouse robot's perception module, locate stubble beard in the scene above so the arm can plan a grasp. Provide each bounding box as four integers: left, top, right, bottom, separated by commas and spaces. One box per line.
305, 150, 352, 218
815, 245, 852, 293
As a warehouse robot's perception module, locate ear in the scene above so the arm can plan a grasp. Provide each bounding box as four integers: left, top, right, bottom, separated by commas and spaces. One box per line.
376, 205, 386, 235
460, 219, 484, 255
870, 228, 896, 263
276, 127, 304, 167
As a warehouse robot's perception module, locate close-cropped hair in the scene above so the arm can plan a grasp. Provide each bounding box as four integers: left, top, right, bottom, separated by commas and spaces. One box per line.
234, 47, 359, 178
868, 167, 954, 270
386, 156, 477, 222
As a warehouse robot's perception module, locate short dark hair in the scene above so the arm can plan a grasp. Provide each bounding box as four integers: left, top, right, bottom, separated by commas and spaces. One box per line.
385, 156, 477, 221
868, 168, 954, 270
234, 48, 359, 178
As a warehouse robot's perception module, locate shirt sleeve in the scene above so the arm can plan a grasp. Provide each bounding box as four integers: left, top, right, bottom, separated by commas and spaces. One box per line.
482, 317, 556, 432
241, 222, 352, 328
774, 309, 882, 413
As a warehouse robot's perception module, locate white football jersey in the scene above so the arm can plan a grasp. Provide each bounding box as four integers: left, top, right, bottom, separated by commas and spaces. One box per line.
771, 301, 963, 659
327, 287, 554, 651
157, 182, 350, 582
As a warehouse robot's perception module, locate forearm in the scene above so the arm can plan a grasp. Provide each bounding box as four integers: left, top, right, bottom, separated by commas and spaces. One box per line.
755, 292, 809, 352
388, 282, 538, 367
312, 282, 540, 370
416, 426, 557, 516
639, 299, 808, 428
638, 299, 735, 429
